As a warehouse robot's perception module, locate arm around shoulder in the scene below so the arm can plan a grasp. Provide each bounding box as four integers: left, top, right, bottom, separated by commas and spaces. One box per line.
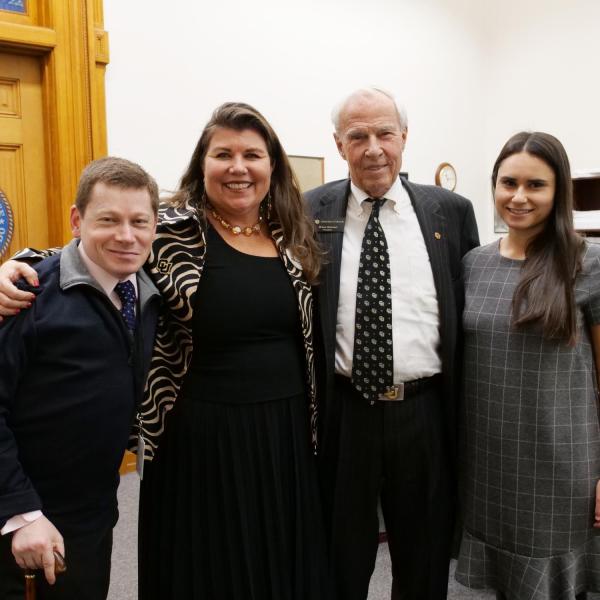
0, 247, 60, 318
0, 260, 39, 317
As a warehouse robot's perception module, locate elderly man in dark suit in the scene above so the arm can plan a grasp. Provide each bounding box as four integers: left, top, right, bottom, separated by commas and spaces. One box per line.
305, 87, 479, 600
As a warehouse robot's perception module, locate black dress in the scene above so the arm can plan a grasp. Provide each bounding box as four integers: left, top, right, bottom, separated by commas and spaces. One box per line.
138, 226, 328, 599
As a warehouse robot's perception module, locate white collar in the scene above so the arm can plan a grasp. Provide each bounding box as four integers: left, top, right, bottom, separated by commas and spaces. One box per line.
349, 177, 409, 215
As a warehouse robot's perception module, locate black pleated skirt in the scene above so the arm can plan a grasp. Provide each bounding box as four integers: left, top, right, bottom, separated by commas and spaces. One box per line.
138, 393, 329, 600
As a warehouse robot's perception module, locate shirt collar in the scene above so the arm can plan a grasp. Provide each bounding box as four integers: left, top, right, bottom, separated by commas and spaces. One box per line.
77, 242, 138, 297
349, 177, 409, 215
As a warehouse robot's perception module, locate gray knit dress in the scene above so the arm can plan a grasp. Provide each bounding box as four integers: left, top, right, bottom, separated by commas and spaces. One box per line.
456, 241, 600, 600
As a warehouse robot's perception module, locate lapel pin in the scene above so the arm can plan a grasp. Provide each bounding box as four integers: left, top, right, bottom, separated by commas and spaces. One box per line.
434, 232, 442, 240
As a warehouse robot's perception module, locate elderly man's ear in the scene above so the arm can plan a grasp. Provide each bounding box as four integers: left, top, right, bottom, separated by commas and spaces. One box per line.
334, 133, 346, 160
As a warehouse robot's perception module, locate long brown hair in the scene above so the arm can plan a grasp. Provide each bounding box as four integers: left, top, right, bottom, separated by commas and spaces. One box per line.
170, 102, 322, 284
492, 131, 584, 344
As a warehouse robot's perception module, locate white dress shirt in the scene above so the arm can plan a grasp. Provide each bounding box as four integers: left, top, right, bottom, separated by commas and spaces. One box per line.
1, 242, 138, 536
335, 178, 441, 382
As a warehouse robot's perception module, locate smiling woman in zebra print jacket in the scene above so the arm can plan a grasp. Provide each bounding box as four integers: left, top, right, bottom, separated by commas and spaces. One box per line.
0, 102, 330, 600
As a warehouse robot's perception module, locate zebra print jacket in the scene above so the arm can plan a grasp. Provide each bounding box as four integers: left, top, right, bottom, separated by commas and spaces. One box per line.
135, 202, 318, 461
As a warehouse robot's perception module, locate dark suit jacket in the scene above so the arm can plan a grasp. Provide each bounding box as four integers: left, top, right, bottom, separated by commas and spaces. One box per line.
305, 176, 479, 460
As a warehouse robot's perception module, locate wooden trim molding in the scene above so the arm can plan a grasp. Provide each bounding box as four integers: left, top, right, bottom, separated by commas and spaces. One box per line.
86, 0, 108, 158
0, 21, 56, 51
94, 28, 109, 64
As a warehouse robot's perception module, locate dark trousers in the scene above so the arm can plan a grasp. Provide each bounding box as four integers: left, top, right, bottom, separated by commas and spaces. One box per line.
319, 375, 454, 600
0, 525, 113, 600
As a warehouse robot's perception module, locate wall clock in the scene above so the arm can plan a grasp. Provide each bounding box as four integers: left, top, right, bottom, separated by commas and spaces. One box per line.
435, 162, 457, 191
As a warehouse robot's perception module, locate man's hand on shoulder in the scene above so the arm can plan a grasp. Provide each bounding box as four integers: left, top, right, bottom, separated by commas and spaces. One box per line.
11, 515, 64, 584
0, 259, 38, 319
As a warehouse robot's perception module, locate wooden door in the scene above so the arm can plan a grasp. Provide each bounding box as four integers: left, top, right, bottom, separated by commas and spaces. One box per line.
0, 51, 49, 258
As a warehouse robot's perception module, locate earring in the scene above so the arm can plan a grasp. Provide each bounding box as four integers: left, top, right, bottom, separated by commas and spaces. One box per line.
265, 192, 273, 221
261, 193, 272, 221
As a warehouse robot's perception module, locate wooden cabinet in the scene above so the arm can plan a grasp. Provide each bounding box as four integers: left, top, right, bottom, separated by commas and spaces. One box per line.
573, 173, 600, 235
574, 175, 600, 211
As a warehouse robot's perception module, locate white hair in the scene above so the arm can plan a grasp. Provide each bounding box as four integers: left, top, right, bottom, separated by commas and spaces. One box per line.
331, 87, 408, 133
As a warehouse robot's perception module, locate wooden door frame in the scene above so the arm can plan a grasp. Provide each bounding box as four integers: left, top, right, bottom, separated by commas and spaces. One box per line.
0, 0, 109, 246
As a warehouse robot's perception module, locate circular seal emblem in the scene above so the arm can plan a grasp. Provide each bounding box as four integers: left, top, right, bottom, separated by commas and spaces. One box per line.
0, 188, 15, 258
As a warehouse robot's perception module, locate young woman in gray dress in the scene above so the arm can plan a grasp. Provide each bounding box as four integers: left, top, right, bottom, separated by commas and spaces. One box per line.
455, 131, 600, 600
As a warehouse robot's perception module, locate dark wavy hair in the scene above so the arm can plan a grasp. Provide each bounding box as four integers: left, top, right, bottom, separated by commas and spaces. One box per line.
170, 102, 322, 284
492, 131, 584, 344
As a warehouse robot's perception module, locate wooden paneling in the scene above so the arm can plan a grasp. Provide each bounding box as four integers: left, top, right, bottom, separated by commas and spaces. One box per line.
0, 76, 19, 115
0, 51, 48, 256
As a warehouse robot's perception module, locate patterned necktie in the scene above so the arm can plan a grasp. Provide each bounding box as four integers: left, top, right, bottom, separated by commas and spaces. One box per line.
114, 280, 137, 331
351, 198, 394, 401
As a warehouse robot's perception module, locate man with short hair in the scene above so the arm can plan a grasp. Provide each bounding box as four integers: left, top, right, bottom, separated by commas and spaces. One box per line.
0, 157, 160, 599
306, 87, 479, 600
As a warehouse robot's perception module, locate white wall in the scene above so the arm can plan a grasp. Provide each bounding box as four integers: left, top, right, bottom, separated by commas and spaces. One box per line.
477, 0, 600, 238
103, 0, 600, 243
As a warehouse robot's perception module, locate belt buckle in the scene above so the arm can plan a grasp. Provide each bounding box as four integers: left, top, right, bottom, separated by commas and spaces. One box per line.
378, 383, 404, 401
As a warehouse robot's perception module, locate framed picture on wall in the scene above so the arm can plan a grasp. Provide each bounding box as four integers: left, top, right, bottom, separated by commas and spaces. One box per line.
289, 155, 324, 193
